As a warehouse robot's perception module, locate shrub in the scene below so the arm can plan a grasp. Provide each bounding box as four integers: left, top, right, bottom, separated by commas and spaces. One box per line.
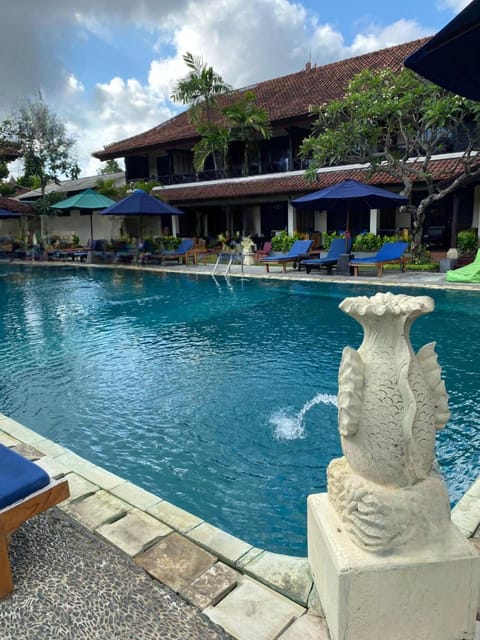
271, 231, 303, 253
457, 229, 478, 256
352, 232, 383, 252
322, 231, 344, 250
161, 235, 182, 250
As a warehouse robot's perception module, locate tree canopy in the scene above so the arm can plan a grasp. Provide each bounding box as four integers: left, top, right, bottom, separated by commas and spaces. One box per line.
171, 52, 232, 126
300, 68, 480, 254
1, 97, 79, 197
97, 158, 123, 175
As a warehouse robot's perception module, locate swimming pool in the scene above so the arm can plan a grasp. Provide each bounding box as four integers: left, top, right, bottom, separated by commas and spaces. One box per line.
0, 265, 478, 555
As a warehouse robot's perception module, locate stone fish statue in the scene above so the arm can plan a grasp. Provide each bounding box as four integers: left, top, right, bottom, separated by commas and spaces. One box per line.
327, 292, 452, 553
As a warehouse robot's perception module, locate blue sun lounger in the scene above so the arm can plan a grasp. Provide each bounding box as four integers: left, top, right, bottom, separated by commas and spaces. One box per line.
300, 237, 353, 274
261, 239, 313, 272
349, 241, 409, 277
0, 444, 69, 598
161, 238, 195, 264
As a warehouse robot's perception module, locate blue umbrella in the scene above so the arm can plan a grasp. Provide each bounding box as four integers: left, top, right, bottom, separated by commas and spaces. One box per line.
292, 179, 408, 251
99, 189, 183, 216
99, 189, 184, 238
405, 0, 480, 101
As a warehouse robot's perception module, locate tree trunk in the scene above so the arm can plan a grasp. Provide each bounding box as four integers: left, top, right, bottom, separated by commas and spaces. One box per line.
410, 204, 425, 257
450, 192, 459, 248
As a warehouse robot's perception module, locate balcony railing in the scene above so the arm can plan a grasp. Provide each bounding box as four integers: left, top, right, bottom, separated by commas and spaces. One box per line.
128, 157, 311, 186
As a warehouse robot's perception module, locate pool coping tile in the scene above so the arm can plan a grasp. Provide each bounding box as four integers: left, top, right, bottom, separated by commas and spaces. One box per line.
110, 480, 164, 511
61, 489, 132, 529
186, 521, 254, 565
204, 577, 305, 640
96, 509, 173, 556
147, 499, 204, 533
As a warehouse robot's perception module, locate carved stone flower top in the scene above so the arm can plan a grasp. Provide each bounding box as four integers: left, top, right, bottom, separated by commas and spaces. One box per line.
340, 291, 434, 319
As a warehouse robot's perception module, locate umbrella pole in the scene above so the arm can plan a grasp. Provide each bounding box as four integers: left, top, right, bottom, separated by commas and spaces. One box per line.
90, 214, 94, 245
345, 205, 351, 252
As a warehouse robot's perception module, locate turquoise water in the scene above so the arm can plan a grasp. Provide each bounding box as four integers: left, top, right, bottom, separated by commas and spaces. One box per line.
0, 265, 478, 555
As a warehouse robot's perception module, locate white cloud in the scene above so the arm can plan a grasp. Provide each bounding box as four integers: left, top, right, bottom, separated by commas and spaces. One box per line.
66, 74, 85, 94
436, 0, 470, 13
349, 19, 429, 56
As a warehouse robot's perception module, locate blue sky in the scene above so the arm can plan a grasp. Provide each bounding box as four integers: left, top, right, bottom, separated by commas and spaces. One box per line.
0, 0, 470, 176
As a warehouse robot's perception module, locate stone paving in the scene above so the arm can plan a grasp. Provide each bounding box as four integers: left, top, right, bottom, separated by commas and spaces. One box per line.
1, 509, 233, 640
1, 261, 480, 639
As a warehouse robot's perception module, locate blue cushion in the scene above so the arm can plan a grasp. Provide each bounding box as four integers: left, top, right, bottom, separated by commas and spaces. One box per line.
0, 444, 50, 509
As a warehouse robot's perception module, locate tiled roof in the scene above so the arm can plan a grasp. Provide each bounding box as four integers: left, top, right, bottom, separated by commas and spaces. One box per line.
17, 172, 125, 201
157, 156, 464, 205
94, 38, 430, 160
0, 195, 34, 213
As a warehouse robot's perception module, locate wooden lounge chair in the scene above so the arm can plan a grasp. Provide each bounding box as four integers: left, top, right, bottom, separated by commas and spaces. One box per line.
300, 237, 353, 274
160, 238, 195, 264
349, 241, 409, 277
0, 444, 69, 598
260, 239, 313, 272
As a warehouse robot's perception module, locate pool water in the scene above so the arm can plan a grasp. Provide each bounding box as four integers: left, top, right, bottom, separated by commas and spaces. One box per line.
0, 265, 478, 555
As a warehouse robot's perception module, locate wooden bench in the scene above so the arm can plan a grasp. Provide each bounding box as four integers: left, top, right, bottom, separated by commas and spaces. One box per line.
0, 445, 69, 598
349, 255, 409, 277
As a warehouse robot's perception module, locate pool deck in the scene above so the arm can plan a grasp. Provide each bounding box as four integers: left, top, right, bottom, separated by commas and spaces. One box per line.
1, 259, 480, 639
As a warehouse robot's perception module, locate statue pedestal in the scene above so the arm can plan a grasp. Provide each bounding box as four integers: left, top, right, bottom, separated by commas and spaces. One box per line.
308, 493, 480, 640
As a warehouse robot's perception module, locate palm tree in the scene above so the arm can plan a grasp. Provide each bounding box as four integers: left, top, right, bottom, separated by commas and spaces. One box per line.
192, 124, 231, 174
223, 91, 272, 176
171, 52, 232, 127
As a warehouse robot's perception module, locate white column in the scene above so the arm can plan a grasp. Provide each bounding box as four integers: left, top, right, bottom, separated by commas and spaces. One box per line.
370, 208, 379, 234
473, 185, 480, 240
252, 205, 261, 236
171, 215, 179, 237
315, 210, 327, 234
287, 202, 296, 235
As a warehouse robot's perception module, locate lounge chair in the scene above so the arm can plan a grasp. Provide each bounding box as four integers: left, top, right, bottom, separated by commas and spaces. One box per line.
261, 239, 313, 272
0, 444, 69, 598
349, 241, 410, 277
160, 238, 195, 264
446, 249, 480, 282
300, 237, 353, 274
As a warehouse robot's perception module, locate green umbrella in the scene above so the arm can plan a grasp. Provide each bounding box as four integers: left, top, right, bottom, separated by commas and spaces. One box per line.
51, 189, 116, 243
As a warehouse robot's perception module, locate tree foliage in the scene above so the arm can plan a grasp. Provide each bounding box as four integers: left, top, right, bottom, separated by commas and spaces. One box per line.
1, 97, 79, 197
300, 68, 480, 254
192, 124, 231, 172
223, 91, 272, 175
171, 52, 232, 126
97, 158, 123, 175
172, 55, 272, 176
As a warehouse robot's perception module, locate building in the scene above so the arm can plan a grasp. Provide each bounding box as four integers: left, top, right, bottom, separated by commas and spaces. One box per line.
93, 39, 479, 249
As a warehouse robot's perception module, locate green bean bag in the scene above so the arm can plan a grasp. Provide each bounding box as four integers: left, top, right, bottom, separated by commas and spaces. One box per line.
446, 249, 480, 282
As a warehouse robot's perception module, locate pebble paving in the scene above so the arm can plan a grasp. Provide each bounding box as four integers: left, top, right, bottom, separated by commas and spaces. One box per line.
0, 509, 233, 640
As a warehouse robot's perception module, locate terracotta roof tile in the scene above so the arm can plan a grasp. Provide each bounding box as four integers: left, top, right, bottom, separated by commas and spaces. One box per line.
94, 38, 429, 160
158, 157, 464, 205
0, 196, 34, 213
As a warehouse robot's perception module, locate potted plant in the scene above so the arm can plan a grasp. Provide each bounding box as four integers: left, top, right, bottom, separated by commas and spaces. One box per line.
241, 236, 256, 265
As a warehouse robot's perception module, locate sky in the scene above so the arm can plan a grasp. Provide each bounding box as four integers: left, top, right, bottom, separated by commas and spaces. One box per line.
0, 0, 471, 178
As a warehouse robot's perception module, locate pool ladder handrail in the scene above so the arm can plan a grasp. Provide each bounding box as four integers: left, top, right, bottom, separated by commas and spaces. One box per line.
212, 251, 244, 276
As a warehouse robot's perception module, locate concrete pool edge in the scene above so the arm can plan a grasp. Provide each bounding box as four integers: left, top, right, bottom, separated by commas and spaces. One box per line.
0, 414, 325, 627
